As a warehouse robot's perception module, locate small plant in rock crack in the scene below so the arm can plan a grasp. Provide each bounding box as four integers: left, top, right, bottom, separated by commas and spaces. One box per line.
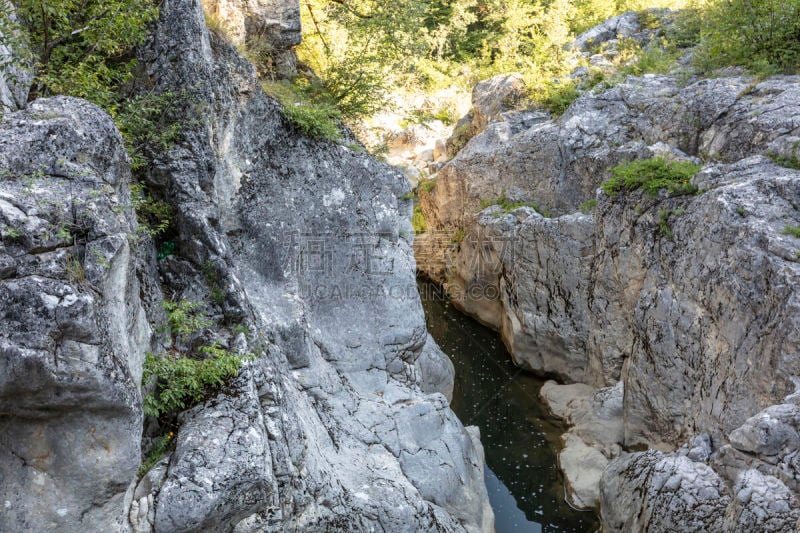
480, 195, 550, 217
142, 346, 251, 418
202, 261, 226, 306
144, 299, 254, 419
138, 432, 175, 477
412, 206, 428, 234
450, 228, 466, 244
418, 179, 437, 193
603, 158, 701, 198
657, 207, 687, 239
65, 255, 85, 283
783, 225, 800, 238
130, 183, 172, 238
1, 226, 21, 241
161, 299, 212, 342
579, 199, 597, 213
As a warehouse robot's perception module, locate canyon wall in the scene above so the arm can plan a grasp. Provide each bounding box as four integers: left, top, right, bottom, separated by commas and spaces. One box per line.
416, 11, 800, 528
0, 0, 493, 531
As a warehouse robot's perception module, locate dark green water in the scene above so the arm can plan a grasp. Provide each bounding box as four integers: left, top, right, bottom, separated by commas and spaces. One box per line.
418, 281, 599, 532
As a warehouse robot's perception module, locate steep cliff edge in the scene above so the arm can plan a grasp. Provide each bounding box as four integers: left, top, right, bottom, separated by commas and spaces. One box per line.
415, 11, 800, 529
0, 0, 493, 531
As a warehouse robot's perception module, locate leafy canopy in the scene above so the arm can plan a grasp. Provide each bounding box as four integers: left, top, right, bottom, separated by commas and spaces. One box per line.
3, 0, 159, 111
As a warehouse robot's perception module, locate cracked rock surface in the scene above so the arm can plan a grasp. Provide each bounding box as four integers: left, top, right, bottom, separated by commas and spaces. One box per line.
0, 0, 493, 531
0, 97, 151, 532
416, 13, 800, 527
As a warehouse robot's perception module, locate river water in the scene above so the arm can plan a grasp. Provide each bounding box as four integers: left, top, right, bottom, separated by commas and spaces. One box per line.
418, 281, 599, 532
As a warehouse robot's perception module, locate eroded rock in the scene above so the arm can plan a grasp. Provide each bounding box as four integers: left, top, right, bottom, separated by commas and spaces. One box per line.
0, 97, 151, 532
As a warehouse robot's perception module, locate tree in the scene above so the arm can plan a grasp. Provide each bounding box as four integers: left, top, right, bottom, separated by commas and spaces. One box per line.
697, 0, 800, 74
1, 0, 159, 111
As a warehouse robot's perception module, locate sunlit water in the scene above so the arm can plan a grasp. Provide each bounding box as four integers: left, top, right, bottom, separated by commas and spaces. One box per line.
418, 281, 599, 532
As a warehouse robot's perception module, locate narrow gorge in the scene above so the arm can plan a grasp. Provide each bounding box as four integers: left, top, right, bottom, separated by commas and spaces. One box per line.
1, 0, 799, 532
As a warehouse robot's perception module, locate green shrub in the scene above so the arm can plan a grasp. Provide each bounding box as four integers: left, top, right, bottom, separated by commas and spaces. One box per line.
116, 90, 183, 171
202, 261, 226, 306
162, 300, 212, 341
783, 225, 800, 238
139, 432, 174, 476
263, 80, 342, 140
769, 154, 800, 170
142, 347, 248, 418
579, 199, 597, 213
451, 228, 466, 243
621, 43, 679, 76
419, 179, 437, 193
130, 184, 172, 238
412, 205, 428, 234
602, 158, 701, 197
281, 100, 342, 140
535, 81, 580, 117
695, 0, 800, 75
1, 0, 159, 111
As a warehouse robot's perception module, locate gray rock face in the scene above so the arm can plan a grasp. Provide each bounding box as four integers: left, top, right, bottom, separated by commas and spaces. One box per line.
445, 73, 528, 158
127, 0, 492, 531
0, 97, 151, 531
541, 381, 624, 509
600, 451, 731, 532
571, 12, 642, 52
203, 0, 301, 75
420, 74, 800, 229
416, 22, 800, 527
601, 428, 800, 532
470, 73, 526, 132
0, 3, 31, 113
418, 71, 800, 442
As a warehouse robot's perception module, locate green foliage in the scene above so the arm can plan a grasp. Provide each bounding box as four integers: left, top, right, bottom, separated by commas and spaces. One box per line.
3, 0, 159, 110
203, 9, 232, 41
602, 158, 701, 197
202, 261, 225, 306
535, 80, 580, 116
621, 41, 679, 76
157, 241, 176, 260
162, 300, 212, 341
694, 0, 800, 75
295, 0, 692, 128
116, 90, 183, 171
281, 100, 341, 140
142, 348, 248, 418
298, 0, 425, 120
1, 225, 21, 240
451, 227, 466, 243
419, 179, 437, 193
139, 432, 174, 477
402, 104, 459, 127
65, 254, 85, 282
130, 184, 172, 238
783, 225, 800, 238
412, 205, 428, 234
263, 80, 342, 140
769, 153, 800, 170
657, 208, 673, 237
580, 199, 598, 213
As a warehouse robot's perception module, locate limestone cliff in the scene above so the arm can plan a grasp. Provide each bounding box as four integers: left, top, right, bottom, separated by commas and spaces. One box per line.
415, 10, 800, 529
0, 0, 493, 531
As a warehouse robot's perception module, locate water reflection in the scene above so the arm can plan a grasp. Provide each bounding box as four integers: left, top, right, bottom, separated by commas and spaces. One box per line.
418, 281, 598, 532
